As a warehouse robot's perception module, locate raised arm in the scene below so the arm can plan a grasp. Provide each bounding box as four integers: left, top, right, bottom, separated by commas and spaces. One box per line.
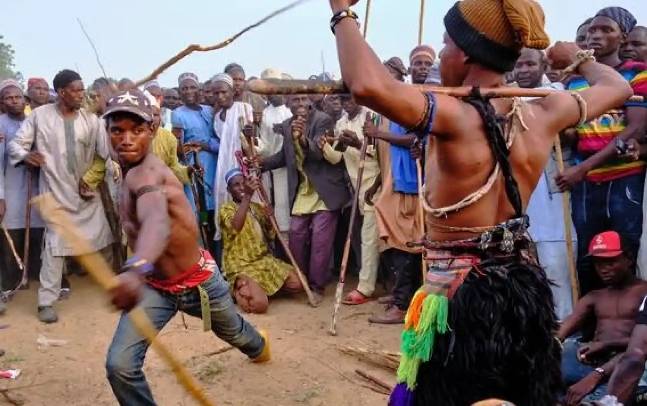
329, 0, 459, 134
539, 42, 633, 135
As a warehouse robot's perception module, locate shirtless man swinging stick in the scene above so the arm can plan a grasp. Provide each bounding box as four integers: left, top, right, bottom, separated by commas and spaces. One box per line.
327, 0, 632, 404
102, 89, 269, 406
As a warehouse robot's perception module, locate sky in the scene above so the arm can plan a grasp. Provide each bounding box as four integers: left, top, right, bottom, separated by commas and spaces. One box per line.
3, 0, 646, 88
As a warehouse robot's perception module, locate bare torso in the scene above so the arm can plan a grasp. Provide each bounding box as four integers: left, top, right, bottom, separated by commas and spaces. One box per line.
120, 154, 200, 279
425, 98, 555, 241
592, 280, 647, 343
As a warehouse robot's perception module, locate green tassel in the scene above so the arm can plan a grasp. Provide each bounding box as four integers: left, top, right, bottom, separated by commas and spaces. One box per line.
396, 294, 451, 390
396, 354, 421, 389
400, 329, 417, 356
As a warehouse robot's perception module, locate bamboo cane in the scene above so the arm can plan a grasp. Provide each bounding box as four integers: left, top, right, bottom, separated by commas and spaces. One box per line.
553, 137, 580, 304
22, 169, 32, 288
330, 134, 370, 336
418, 0, 426, 45
246, 79, 644, 104
237, 117, 319, 307
32, 194, 215, 406
133, 0, 310, 87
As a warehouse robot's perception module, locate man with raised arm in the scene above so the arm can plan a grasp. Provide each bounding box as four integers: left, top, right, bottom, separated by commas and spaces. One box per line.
328, 0, 631, 404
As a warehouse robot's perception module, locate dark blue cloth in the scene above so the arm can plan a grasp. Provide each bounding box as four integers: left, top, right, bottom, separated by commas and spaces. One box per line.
571, 173, 645, 294
390, 122, 418, 194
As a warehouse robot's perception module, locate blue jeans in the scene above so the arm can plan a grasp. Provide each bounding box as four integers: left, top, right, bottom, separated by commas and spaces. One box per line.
561, 338, 608, 402
572, 173, 645, 295
106, 272, 265, 406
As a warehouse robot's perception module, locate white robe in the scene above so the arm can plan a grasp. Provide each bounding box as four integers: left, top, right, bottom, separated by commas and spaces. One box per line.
8, 104, 113, 256
0, 114, 44, 229
213, 102, 253, 240
257, 104, 292, 232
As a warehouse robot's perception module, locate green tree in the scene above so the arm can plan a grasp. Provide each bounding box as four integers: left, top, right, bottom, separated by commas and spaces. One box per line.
0, 35, 21, 82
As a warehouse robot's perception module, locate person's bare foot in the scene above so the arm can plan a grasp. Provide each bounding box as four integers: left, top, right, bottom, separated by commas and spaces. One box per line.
368, 305, 405, 324
310, 292, 324, 308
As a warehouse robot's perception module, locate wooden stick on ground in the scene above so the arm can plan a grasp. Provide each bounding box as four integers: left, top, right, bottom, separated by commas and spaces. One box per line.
133, 0, 310, 87
246, 79, 644, 104
330, 134, 370, 336
238, 119, 318, 307
553, 137, 580, 304
355, 369, 394, 393
32, 194, 215, 406
337, 345, 400, 371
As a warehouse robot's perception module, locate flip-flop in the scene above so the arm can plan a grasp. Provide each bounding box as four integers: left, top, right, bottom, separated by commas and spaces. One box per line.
342, 289, 372, 305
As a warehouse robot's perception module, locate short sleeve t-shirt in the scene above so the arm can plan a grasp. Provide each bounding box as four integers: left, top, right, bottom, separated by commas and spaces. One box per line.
566, 61, 647, 182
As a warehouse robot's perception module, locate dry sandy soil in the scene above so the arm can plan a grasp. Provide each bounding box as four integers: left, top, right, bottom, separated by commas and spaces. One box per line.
0, 275, 401, 406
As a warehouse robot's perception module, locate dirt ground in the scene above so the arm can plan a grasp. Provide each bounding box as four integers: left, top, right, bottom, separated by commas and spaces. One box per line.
0, 275, 401, 406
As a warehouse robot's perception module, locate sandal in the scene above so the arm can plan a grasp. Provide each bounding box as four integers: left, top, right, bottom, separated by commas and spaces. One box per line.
342, 289, 372, 305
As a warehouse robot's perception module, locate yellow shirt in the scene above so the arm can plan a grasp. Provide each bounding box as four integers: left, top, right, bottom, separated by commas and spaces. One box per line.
82, 128, 190, 189
290, 134, 327, 215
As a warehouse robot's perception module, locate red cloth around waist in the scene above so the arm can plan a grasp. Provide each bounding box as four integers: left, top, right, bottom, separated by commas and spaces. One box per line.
146, 249, 215, 294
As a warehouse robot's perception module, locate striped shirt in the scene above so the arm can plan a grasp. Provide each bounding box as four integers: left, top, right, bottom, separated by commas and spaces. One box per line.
566, 61, 647, 182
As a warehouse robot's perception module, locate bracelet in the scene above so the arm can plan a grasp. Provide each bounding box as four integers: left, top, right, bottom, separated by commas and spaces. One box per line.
561, 49, 596, 78
122, 256, 155, 277
593, 367, 605, 377
330, 9, 360, 34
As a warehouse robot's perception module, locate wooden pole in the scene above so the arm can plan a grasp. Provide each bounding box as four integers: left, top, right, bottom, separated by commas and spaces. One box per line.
246, 79, 644, 103
32, 194, 215, 406
2, 225, 24, 274
22, 169, 32, 288
416, 159, 427, 282
418, 0, 426, 45
330, 132, 370, 336
363, 0, 372, 39
553, 136, 580, 305
133, 0, 310, 87
237, 118, 319, 307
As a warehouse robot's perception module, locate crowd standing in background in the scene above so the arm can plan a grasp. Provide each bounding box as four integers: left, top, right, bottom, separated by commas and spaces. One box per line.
0, 2, 647, 404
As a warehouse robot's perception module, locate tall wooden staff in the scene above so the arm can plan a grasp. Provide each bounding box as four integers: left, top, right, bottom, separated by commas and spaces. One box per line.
415, 0, 428, 280
330, 132, 370, 336
33, 194, 215, 406
22, 169, 33, 288
553, 138, 580, 304
238, 117, 318, 307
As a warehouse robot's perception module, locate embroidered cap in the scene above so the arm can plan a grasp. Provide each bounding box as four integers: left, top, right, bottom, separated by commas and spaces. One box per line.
103, 89, 153, 122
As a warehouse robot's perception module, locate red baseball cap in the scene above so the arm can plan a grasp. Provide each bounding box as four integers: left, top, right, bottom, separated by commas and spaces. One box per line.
588, 231, 623, 258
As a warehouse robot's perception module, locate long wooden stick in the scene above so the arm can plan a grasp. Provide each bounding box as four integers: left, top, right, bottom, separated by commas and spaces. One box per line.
22, 169, 32, 288
2, 225, 24, 273
553, 137, 580, 304
418, 0, 426, 45
133, 0, 310, 87
415, 159, 427, 282
363, 0, 372, 39
32, 194, 215, 406
355, 369, 394, 392
330, 135, 369, 336
76, 18, 109, 79
238, 118, 318, 307
246, 79, 644, 103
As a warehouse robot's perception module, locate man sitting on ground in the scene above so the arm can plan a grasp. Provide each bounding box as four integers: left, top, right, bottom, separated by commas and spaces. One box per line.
219, 168, 302, 314
557, 231, 647, 405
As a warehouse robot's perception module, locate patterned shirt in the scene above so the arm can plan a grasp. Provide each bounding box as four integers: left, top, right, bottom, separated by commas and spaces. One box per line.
566, 61, 647, 182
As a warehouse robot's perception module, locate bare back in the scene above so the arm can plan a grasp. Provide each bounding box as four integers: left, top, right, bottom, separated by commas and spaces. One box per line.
425, 98, 556, 241
120, 153, 200, 279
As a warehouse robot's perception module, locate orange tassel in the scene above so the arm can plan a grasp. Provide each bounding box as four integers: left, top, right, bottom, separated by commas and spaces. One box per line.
404, 290, 427, 329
